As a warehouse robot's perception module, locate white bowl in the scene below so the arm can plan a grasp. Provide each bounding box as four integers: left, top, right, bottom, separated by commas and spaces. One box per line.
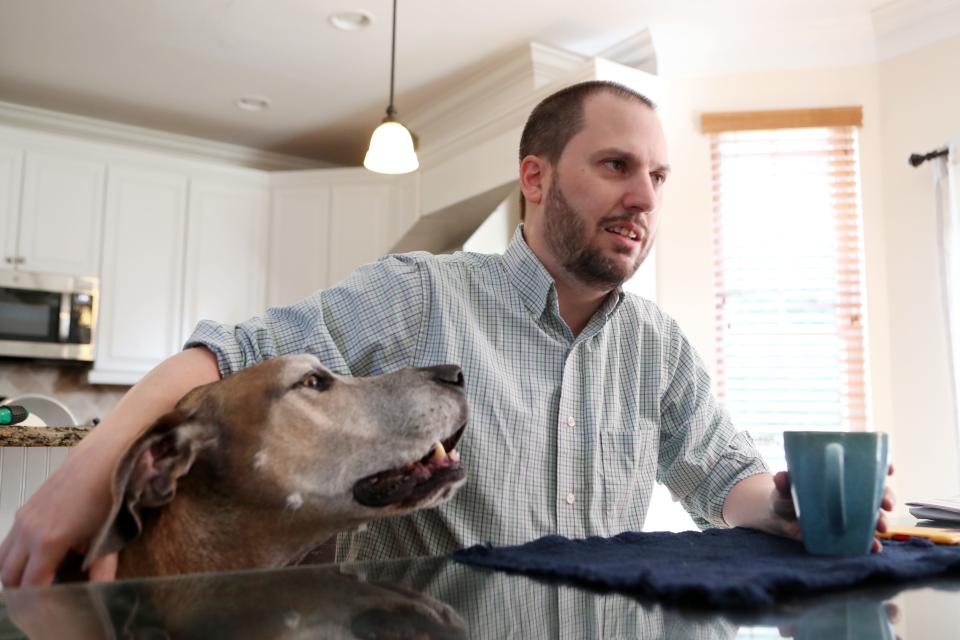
2, 394, 79, 427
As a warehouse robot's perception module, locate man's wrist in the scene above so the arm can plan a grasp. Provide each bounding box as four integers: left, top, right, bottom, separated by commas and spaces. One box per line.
722, 472, 776, 529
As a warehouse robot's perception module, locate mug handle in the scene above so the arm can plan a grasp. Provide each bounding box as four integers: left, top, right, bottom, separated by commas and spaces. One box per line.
825, 442, 848, 535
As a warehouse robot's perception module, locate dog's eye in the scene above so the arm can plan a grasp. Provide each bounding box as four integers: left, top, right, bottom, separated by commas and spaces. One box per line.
302, 372, 333, 391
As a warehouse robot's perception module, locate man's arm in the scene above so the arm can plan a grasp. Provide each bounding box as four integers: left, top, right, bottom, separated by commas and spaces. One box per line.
0, 347, 220, 587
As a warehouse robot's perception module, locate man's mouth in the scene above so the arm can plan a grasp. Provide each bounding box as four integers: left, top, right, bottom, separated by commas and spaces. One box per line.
353, 425, 466, 508
604, 224, 642, 242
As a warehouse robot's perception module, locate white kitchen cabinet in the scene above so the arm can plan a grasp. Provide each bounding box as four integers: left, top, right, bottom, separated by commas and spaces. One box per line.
0, 146, 23, 269
268, 170, 416, 309
0, 447, 70, 540
181, 178, 270, 341
267, 186, 331, 308
89, 166, 189, 384
15, 152, 105, 276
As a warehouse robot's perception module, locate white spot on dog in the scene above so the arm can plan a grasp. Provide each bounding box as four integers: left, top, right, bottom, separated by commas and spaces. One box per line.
252, 450, 267, 469
285, 492, 303, 510
283, 611, 301, 629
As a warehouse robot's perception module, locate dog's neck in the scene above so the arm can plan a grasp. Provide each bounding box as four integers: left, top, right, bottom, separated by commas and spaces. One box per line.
117, 490, 342, 579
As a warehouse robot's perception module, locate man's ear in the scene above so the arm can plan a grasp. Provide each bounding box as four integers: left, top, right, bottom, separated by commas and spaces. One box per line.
83, 411, 218, 570
519, 155, 549, 210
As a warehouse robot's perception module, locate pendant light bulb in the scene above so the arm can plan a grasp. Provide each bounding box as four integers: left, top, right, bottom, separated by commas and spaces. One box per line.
364, 0, 419, 174
364, 117, 419, 174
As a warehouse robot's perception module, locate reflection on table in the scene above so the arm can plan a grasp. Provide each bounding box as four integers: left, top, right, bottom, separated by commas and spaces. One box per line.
1, 553, 959, 638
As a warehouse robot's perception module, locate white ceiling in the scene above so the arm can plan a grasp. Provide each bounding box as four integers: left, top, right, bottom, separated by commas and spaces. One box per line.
0, 0, 955, 166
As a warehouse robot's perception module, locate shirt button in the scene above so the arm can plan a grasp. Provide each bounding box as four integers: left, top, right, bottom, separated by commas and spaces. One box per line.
566, 416, 576, 427
565, 493, 576, 505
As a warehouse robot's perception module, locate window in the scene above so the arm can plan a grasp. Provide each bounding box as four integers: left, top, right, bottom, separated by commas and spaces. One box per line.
703, 107, 868, 472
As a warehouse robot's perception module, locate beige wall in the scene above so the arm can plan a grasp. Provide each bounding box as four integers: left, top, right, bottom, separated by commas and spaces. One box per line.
877, 35, 960, 505
656, 35, 960, 506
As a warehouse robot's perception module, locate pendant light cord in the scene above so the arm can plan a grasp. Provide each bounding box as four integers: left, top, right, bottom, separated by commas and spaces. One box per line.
387, 0, 398, 119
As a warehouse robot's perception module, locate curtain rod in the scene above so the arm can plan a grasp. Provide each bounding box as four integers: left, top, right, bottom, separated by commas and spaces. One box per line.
909, 147, 949, 167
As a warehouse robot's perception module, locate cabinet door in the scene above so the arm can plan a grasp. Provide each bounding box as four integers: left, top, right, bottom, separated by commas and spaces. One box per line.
327, 184, 391, 286
182, 179, 270, 342
0, 146, 22, 271
90, 166, 188, 384
267, 186, 331, 308
18, 152, 105, 276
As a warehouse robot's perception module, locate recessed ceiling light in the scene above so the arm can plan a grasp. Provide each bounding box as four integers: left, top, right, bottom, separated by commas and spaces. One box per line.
235, 95, 271, 112
328, 10, 374, 31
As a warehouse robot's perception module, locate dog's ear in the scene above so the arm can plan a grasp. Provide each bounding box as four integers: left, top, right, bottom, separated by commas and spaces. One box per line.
84, 410, 218, 570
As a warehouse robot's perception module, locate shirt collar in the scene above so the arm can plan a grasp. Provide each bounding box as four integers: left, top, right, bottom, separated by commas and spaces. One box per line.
502, 225, 625, 324
503, 224, 556, 317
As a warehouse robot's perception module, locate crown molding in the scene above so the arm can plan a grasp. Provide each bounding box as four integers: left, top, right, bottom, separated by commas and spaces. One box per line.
597, 29, 658, 75
405, 43, 585, 163
528, 42, 590, 87
872, 0, 960, 60
0, 100, 329, 171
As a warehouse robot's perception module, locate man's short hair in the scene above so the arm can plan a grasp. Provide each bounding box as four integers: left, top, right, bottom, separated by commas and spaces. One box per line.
518, 80, 656, 220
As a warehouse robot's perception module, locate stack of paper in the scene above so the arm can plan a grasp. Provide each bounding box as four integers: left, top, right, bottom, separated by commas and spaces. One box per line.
907, 496, 960, 523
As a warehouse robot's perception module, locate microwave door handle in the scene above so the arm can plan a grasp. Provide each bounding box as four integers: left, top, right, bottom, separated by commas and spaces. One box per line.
58, 293, 71, 342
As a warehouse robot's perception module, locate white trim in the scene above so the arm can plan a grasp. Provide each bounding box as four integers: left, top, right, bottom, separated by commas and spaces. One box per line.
596, 29, 658, 74
528, 42, 590, 86
269, 166, 412, 187
872, 0, 960, 60
405, 44, 586, 166
87, 369, 142, 386
0, 100, 328, 172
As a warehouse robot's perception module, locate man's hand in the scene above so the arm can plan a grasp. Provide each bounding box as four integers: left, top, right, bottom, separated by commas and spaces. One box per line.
769, 465, 896, 552
724, 465, 896, 551
724, 472, 801, 540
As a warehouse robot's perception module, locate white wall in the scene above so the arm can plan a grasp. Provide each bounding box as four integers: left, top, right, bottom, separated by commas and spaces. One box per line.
655, 34, 960, 510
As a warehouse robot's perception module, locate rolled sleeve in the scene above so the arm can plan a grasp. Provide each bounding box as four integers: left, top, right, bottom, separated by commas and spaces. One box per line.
656, 320, 769, 529
184, 254, 427, 378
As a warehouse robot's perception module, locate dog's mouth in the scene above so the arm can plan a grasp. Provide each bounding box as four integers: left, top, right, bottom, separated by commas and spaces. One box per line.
353, 424, 466, 508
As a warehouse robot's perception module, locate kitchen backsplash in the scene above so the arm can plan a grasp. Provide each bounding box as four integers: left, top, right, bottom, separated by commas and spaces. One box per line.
0, 361, 128, 425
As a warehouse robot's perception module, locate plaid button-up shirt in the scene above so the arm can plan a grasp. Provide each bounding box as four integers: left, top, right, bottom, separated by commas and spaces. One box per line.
187, 226, 767, 562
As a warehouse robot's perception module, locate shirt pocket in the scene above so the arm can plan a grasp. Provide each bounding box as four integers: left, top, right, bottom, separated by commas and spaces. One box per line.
599, 421, 653, 533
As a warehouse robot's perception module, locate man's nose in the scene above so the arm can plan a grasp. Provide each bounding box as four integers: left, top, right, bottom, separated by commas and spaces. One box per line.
622, 173, 658, 213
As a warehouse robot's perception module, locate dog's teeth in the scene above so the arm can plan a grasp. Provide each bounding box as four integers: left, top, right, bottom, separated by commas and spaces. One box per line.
431, 441, 446, 462
449, 449, 460, 463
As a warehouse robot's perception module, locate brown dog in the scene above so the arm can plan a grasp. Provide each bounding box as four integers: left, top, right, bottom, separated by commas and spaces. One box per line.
81, 354, 467, 579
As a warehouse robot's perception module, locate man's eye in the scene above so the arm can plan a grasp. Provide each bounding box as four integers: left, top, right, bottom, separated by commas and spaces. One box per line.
302, 373, 333, 391
603, 159, 627, 172
652, 173, 667, 186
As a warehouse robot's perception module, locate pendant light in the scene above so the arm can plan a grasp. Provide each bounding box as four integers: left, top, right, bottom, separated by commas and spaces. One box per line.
363, 0, 419, 174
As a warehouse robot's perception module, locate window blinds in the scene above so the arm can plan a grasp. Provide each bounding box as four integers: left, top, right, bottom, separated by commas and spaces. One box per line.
708, 121, 868, 471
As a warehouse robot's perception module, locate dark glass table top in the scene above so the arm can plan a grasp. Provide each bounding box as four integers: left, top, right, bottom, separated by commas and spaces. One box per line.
1, 554, 958, 639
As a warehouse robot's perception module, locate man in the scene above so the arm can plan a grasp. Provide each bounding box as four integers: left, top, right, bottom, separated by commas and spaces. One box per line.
0, 81, 892, 586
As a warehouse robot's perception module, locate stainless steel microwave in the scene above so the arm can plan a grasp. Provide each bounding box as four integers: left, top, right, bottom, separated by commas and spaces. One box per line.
0, 271, 98, 361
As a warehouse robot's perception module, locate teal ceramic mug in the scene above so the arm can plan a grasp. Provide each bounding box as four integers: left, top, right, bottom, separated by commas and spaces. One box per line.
784, 431, 888, 556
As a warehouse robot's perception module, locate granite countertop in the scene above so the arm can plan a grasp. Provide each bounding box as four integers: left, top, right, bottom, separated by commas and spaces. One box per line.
0, 425, 91, 447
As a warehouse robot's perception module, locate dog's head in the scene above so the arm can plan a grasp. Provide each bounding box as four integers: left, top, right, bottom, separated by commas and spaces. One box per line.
85, 353, 468, 569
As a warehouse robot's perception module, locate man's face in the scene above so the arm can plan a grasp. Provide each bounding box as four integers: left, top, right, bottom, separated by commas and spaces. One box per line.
538, 93, 669, 290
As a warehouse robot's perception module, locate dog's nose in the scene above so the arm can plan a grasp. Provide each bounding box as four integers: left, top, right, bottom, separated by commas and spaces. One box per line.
427, 365, 464, 388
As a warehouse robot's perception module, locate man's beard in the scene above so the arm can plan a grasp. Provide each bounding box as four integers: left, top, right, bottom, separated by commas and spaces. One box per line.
543, 178, 647, 289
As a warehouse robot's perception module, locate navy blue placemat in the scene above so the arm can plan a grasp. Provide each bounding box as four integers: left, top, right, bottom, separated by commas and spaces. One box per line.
453, 527, 960, 608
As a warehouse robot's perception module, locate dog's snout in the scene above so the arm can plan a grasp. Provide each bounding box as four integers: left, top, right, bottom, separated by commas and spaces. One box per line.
428, 365, 464, 388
